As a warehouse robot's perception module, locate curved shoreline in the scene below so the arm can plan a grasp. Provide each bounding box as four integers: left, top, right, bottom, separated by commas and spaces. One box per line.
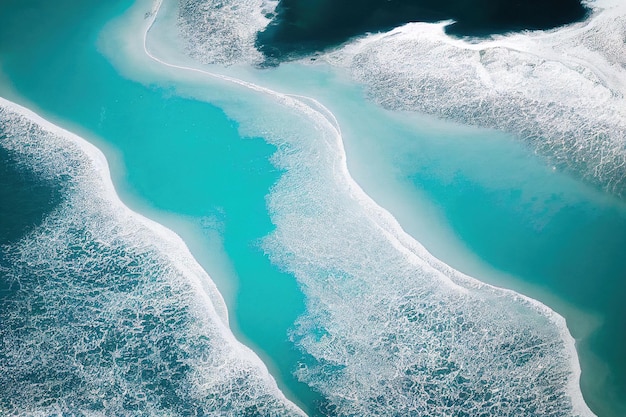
0, 94, 306, 416
139, 0, 595, 415
0, 95, 229, 326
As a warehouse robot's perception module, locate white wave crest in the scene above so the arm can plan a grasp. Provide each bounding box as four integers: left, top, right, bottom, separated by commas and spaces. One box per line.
256, 91, 595, 417
170, 0, 626, 195
320, 0, 626, 198
0, 97, 305, 417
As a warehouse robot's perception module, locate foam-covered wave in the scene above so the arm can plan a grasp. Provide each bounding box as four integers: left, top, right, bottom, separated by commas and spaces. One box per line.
177, 0, 277, 65
320, 0, 626, 198
254, 91, 595, 417
255, 0, 589, 61
118, 1, 596, 414
172, 0, 625, 197
0, 98, 304, 416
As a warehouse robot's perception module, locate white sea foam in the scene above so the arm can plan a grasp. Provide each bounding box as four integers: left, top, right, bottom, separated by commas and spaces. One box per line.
176, 0, 276, 65
95, 0, 599, 414
319, 0, 626, 198
254, 86, 596, 417
0, 97, 305, 416
170, 0, 626, 195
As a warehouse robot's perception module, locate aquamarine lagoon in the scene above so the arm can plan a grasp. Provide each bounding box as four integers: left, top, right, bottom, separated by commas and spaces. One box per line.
0, 0, 625, 416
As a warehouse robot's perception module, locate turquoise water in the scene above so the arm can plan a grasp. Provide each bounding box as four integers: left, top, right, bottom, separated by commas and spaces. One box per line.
0, 146, 63, 244
1, 0, 625, 416
398, 131, 626, 417
252, 64, 626, 416
0, 0, 318, 413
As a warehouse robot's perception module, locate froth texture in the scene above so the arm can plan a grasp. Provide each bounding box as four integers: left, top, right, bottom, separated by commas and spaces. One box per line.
258, 98, 593, 416
322, 1, 626, 198
0, 102, 304, 417
177, 0, 277, 65
174, 0, 625, 199
256, 0, 588, 60
160, 2, 597, 413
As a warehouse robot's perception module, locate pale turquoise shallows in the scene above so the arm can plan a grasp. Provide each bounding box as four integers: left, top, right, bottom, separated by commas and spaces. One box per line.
0, 0, 319, 412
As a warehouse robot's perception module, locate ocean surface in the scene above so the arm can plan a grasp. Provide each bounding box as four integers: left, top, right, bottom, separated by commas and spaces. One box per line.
250, 62, 626, 417
257, 0, 589, 60
0, 0, 624, 416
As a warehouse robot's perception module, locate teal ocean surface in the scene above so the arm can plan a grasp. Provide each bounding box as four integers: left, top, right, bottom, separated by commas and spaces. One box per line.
0, 0, 624, 416
253, 63, 626, 416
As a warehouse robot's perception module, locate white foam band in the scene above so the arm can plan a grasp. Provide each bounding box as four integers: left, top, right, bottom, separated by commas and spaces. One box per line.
0, 96, 305, 416
321, 0, 626, 197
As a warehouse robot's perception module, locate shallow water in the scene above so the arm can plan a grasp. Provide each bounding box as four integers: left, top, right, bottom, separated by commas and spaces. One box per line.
244, 62, 626, 417
0, 0, 316, 413
0, 0, 624, 416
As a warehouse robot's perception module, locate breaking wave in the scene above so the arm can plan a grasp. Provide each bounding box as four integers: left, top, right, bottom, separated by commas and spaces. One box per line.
177, 0, 277, 65
13, 0, 599, 414
253, 81, 596, 417
0, 98, 304, 417
175, 0, 626, 198
321, 0, 626, 198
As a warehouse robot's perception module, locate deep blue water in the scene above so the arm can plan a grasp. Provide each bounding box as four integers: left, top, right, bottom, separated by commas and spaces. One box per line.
256, 0, 589, 60
0, 146, 62, 244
